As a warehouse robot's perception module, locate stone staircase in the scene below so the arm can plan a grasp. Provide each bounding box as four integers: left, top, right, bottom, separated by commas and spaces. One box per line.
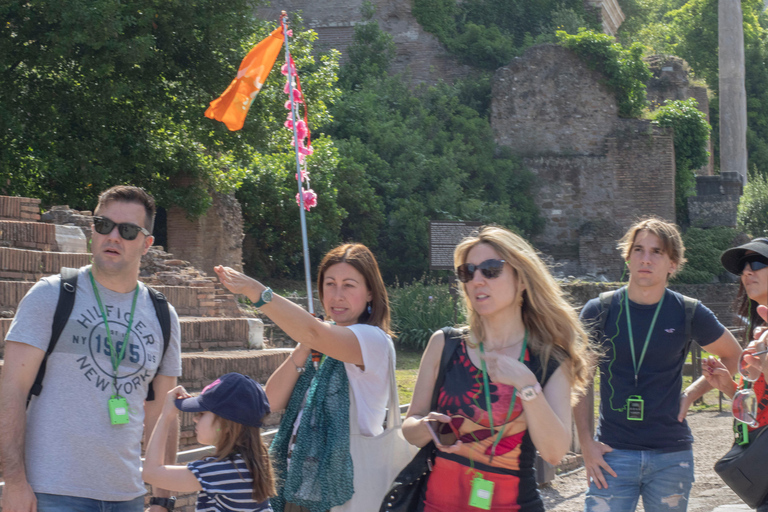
0, 195, 292, 510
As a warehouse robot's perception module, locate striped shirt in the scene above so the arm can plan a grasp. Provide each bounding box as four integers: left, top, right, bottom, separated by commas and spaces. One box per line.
188, 454, 273, 512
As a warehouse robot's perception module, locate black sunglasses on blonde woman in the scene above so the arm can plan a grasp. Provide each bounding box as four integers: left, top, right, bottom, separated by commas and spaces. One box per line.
456, 259, 506, 283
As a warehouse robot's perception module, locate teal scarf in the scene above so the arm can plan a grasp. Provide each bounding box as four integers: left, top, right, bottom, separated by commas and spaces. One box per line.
270, 356, 353, 512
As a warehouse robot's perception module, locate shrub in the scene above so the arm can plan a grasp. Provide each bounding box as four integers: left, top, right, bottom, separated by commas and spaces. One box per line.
672, 227, 742, 284
389, 277, 465, 350
556, 29, 651, 118
738, 171, 768, 238
651, 98, 711, 225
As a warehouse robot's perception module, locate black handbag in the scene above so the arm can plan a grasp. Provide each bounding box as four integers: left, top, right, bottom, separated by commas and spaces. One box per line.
379, 327, 461, 512
714, 424, 768, 508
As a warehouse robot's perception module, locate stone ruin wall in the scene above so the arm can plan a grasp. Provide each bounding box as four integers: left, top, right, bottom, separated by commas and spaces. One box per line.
492, 45, 676, 279
166, 189, 245, 279
257, 0, 473, 85
644, 55, 713, 176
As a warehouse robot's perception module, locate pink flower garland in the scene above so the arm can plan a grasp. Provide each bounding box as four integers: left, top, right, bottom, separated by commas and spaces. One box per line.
282, 55, 317, 211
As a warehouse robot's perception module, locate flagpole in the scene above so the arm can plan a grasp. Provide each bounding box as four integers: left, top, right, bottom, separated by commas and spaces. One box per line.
281, 12, 314, 317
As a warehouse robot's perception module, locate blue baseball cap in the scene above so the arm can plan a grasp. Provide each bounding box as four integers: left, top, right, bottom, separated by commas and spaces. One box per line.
175, 373, 270, 428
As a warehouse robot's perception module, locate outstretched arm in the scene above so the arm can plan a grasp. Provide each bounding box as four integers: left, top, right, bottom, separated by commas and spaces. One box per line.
214, 266, 364, 365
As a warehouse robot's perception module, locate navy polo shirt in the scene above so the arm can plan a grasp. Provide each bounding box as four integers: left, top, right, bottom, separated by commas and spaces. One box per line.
581, 287, 725, 452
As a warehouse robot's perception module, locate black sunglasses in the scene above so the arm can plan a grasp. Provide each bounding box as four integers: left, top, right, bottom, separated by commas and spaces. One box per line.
738, 254, 768, 275
93, 216, 151, 241
456, 259, 506, 283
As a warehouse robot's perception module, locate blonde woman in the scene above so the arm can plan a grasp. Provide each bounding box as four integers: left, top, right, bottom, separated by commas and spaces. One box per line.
402, 226, 592, 511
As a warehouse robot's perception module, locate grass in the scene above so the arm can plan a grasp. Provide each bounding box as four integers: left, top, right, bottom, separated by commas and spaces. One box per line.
395, 349, 423, 406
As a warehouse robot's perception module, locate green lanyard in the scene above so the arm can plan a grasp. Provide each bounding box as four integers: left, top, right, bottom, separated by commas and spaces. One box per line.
624, 289, 665, 388
89, 270, 139, 396
478, 330, 528, 460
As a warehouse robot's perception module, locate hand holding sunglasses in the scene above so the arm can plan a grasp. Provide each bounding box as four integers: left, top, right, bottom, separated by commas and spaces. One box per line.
456, 259, 506, 283
93, 216, 151, 241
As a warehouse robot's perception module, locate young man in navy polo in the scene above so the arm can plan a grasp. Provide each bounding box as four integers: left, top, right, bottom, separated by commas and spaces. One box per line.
574, 217, 742, 512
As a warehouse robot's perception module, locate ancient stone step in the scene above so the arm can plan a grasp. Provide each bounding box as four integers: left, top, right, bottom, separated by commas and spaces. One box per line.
0, 196, 41, 222
178, 317, 250, 352
0, 280, 34, 310
0, 220, 56, 251
0, 246, 91, 280
180, 349, 291, 393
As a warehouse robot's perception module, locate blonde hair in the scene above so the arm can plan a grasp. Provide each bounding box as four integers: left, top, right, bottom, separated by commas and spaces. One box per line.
211, 416, 276, 502
454, 225, 594, 394
618, 217, 686, 276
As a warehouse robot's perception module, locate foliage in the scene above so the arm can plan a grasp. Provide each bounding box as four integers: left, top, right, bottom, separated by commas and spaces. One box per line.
738, 171, 768, 238
556, 29, 651, 118
327, 19, 543, 281
411, 0, 599, 69
0, 0, 272, 213
618, 0, 768, 176
337, 5, 396, 90
390, 278, 464, 350
672, 227, 742, 284
651, 98, 711, 225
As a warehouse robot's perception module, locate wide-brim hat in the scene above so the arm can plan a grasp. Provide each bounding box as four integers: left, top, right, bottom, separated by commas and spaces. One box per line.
721, 238, 768, 275
175, 372, 270, 428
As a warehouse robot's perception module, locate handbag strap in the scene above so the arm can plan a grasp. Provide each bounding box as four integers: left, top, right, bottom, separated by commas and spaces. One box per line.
430, 327, 462, 411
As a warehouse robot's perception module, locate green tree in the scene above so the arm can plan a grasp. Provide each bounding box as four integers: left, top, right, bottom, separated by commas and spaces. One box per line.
618, 0, 768, 176
411, 0, 599, 69
329, 19, 543, 280
651, 98, 711, 224
738, 170, 768, 238
0, 0, 276, 214
673, 227, 742, 283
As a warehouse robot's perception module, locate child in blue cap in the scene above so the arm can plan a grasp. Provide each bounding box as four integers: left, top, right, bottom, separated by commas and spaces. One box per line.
144, 373, 275, 511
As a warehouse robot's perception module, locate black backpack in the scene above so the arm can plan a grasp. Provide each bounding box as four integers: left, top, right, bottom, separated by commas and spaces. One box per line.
595, 289, 698, 347
26, 267, 172, 407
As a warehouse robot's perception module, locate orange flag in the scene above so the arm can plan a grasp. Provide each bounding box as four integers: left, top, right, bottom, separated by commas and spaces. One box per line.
205, 27, 285, 131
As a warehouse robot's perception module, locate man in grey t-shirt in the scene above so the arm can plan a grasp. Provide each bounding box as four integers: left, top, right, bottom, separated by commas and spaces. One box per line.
0, 186, 182, 512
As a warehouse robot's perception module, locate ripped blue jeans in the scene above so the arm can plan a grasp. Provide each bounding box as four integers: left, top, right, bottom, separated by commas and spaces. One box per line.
584, 448, 695, 512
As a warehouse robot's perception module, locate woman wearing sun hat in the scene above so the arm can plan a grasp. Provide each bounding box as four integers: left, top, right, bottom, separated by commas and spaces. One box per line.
705, 238, 768, 511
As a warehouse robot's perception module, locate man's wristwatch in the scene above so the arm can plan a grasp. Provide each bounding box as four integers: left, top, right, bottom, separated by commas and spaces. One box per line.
253, 287, 273, 308
149, 496, 176, 511
519, 382, 543, 401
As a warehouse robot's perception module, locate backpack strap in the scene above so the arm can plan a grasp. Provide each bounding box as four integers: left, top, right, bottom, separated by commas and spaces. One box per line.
682, 294, 699, 350
145, 285, 171, 401
596, 290, 618, 339
27, 267, 79, 408
430, 327, 462, 410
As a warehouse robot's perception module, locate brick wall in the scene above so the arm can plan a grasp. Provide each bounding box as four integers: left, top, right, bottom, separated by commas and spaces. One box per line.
166, 190, 243, 279
0, 220, 56, 251
492, 45, 620, 156
493, 45, 677, 280
257, 0, 473, 86
0, 196, 41, 221
180, 349, 291, 391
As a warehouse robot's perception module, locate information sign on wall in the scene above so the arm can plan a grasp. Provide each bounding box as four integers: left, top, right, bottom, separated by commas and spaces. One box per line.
429, 221, 482, 270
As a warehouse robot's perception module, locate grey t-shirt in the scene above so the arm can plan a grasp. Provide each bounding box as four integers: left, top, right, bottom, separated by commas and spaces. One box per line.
5, 265, 182, 501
